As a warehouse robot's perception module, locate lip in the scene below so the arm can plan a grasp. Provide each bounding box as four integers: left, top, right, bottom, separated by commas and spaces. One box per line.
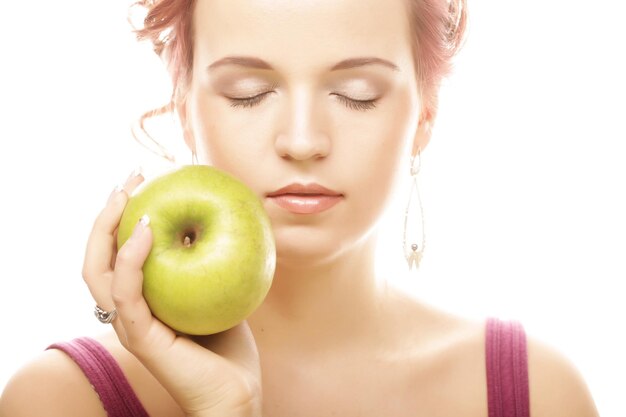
266, 183, 343, 214
266, 183, 342, 197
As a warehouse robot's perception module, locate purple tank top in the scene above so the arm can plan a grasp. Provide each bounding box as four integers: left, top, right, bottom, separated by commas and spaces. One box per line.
47, 338, 149, 417
486, 318, 530, 417
47, 317, 529, 416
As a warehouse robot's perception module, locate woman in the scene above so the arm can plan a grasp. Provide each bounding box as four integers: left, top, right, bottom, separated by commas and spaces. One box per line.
0, 0, 599, 416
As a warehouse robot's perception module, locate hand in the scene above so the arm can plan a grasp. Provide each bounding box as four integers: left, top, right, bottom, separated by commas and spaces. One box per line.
81, 169, 262, 417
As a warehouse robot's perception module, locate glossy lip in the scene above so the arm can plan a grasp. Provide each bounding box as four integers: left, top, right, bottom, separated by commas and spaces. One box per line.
266, 183, 342, 197
266, 183, 344, 214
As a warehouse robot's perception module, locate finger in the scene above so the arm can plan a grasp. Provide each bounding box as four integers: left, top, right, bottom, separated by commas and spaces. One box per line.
83, 194, 128, 309
108, 172, 145, 269
110, 215, 161, 351
82, 170, 144, 304
82, 170, 144, 279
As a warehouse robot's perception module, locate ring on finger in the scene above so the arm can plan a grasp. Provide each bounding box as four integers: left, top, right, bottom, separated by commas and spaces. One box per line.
94, 305, 118, 324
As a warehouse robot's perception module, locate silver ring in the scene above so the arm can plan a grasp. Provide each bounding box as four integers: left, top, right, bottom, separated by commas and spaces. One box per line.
94, 305, 118, 324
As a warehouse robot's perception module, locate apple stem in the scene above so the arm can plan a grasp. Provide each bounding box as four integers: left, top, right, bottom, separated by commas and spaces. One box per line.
183, 236, 192, 247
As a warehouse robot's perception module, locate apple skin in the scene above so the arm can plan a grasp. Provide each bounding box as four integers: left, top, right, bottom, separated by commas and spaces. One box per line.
116, 165, 275, 335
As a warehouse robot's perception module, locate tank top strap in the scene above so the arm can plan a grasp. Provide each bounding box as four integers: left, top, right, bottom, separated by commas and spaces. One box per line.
47, 337, 149, 417
485, 317, 531, 417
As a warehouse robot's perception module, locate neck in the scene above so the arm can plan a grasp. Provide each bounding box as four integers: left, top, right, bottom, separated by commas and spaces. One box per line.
248, 232, 388, 357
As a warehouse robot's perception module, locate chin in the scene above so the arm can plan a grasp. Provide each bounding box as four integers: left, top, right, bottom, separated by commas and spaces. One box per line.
274, 228, 373, 271
274, 236, 346, 267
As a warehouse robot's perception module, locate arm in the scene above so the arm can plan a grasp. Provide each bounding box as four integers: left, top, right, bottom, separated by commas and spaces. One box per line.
528, 337, 600, 417
0, 350, 107, 417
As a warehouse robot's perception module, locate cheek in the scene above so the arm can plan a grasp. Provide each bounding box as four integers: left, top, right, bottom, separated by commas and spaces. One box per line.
330, 103, 415, 244
190, 94, 264, 171
349, 140, 407, 235
348, 103, 415, 202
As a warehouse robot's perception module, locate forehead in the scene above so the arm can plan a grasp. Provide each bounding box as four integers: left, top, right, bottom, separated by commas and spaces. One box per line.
192, 0, 413, 74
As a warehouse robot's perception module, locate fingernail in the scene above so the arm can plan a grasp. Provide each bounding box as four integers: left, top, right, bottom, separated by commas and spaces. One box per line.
107, 184, 125, 204
131, 214, 150, 239
129, 166, 143, 180
139, 214, 150, 226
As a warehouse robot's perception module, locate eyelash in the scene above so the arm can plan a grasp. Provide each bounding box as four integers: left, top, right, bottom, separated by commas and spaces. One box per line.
333, 94, 378, 111
227, 92, 378, 111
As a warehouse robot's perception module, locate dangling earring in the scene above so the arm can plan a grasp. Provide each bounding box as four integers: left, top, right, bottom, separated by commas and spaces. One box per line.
403, 148, 425, 271
191, 149, 198, 165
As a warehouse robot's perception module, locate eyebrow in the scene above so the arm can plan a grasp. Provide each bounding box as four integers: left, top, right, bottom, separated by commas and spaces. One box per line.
207, 56, 399, 72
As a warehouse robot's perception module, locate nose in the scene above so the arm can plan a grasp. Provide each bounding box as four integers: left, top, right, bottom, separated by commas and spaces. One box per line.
274, 92, 331, 161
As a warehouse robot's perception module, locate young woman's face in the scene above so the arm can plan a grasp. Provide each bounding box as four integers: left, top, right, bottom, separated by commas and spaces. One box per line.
185, 0, 423, 264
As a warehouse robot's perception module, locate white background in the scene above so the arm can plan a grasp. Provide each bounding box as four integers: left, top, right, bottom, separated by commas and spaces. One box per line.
0, 1, 624, 415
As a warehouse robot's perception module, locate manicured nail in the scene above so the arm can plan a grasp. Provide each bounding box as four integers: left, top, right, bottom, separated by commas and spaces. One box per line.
107, 184, 125, 204
131, 214, 151, 239
129, 166, 143, 180
139, 214, 150, 226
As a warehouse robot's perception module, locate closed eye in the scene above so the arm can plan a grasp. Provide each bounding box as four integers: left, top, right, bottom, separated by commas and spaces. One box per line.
227, 92, 378, 111
228, 92, 272, 108
331, 94, 378, 111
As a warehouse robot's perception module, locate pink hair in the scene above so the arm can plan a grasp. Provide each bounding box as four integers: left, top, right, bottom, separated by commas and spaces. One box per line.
130, 0, 467, 160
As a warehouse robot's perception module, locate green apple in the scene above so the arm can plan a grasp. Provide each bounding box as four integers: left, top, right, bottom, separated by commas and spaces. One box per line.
117, 165, 275, 335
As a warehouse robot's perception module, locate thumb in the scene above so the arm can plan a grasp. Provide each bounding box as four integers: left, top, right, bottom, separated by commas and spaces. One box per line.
114, 214, 153, 274
111, 215, 156, 348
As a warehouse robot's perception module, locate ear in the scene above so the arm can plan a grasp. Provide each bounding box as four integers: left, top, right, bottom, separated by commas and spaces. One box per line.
411, 108, 435, 157
175, 98, 196, 155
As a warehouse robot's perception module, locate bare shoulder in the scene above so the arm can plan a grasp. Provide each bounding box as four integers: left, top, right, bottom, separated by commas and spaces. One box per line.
0, 333, 182, 417
383, 290, 489, 416
417, 307, 600, 417
386, 290, 599, 417
526, 335, 600, 417
0, 347, 106, 417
